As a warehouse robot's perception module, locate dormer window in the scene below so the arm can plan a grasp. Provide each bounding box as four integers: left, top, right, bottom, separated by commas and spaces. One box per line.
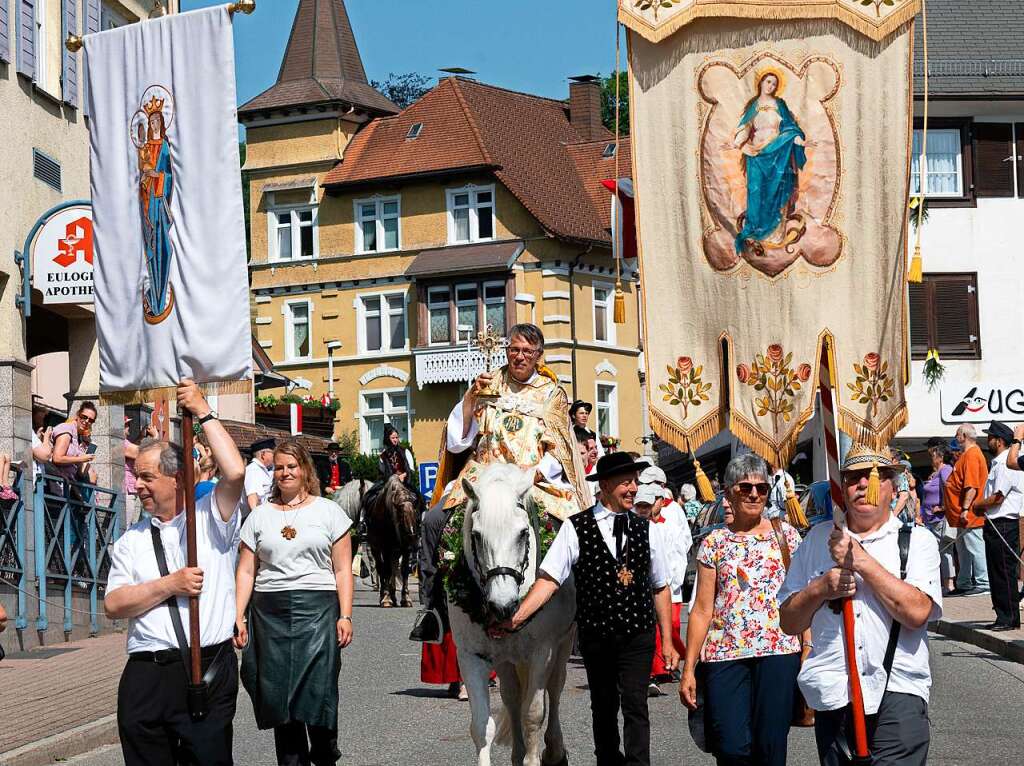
602, 143, 617, 159
407, 123, 423, 140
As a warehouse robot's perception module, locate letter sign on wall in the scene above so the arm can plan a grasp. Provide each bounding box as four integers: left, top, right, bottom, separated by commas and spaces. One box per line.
29, 203, 95, 305
940, 382, 1024, 424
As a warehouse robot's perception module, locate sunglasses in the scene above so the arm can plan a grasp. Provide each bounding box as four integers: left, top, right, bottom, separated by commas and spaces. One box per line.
734, 481, 770, 496
842, 468, 897, 484
78, 414, 96, 425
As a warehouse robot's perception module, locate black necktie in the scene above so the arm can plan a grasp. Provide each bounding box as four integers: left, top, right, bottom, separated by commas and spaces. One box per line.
613, 513, 627, 563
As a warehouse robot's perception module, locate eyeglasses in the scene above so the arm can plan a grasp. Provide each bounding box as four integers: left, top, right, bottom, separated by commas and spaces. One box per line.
507, 346, 539, 358
734, 481, 770, 496
78, 414, 96, 425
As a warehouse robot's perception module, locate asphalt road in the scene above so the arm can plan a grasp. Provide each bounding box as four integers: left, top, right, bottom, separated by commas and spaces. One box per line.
69, 581, 1024, 766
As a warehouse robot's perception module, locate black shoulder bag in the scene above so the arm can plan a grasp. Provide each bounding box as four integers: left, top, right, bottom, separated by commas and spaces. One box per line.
150, 525, 219, 721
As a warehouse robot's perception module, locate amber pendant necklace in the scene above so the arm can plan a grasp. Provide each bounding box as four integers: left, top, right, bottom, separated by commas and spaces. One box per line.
280, 495, 307, 540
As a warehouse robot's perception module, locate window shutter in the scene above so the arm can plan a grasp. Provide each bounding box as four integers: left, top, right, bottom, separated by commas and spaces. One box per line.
932, 274, 980, 359
83, 0, 99, 117
61, 0, 77, 107
1016, 124, 1024, 199
973, 123, 1014, 198
908, 281, 931, 358
1, 0, 10, 64
15, 0, 34, 79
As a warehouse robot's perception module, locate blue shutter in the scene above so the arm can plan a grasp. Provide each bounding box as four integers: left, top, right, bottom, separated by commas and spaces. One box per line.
0, 0, 10, 64
83, 0, 98, 117
61, 0, 77, 107
15, 0, 34, 79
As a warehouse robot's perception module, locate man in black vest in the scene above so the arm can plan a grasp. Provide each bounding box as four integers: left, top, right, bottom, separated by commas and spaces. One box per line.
499, 451, 678, 766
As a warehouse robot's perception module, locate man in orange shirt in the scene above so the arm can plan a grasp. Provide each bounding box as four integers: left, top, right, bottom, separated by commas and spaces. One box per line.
944, 424, 990, 596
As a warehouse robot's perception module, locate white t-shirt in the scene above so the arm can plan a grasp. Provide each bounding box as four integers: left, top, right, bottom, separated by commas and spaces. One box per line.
106, 491, 242, 653
240, 496, 353, 593
244, 460, 274, 503
31, 431, 43, 479
778, 515, 942, 714
984, 450, 1024, 521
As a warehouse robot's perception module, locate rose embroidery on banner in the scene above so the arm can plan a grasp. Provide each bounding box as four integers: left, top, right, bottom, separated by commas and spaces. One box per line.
738, 344, 810, 433
846, 353, 895, 420
659, 356, 712, 420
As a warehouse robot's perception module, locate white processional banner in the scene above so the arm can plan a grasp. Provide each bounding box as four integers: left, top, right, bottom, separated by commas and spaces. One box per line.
85, 7, 251, 401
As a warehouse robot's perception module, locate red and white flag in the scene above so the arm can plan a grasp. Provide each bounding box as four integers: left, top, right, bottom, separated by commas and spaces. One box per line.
602, 177, 636, 266
289, 403, 302, 436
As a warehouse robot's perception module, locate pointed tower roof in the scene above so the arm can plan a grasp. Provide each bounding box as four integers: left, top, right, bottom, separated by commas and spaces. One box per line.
238, 0, 398, 120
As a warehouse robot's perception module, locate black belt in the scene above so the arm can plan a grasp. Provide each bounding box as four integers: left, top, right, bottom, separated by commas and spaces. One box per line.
129, 639, 232, 665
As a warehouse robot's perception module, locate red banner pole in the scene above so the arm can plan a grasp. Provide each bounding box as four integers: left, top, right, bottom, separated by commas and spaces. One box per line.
819, 340, 869, 759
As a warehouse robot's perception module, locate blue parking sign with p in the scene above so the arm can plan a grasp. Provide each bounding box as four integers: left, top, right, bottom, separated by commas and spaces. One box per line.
419, 461, 439, 498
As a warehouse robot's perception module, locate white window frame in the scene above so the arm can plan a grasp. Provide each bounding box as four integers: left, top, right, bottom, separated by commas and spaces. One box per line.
595, 381, 619, 440
267, 196, 319, 263
356, 290, 408, 354
282, 298, 314, 361
454, 282, 480, 339
358, 387, 412, 454
592, 281, 616, 345
427, 285, 453, 347
101, 2, 130, 30
35, 0, 47, 90
910, 127, 964, 199
446, 184, 496, 245
354, 195, 401, 254
482, 280, 507, 332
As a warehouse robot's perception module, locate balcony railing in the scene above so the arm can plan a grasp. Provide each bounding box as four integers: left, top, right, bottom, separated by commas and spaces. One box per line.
413, 345, 508, 389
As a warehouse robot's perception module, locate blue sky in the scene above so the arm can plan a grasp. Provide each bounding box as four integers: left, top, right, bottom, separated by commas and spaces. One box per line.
181, 1, 619, 106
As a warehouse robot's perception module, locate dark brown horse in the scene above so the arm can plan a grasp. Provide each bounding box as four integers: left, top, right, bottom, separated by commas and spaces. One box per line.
365, 475, 419, 607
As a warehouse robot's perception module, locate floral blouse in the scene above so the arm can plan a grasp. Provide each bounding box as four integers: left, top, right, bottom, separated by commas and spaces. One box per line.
696, 523, 803, 662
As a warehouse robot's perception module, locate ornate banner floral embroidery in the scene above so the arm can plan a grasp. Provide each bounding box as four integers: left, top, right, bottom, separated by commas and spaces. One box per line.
659, 356, 712, 420
846, 352, 895, 421
737, 344, 811, 433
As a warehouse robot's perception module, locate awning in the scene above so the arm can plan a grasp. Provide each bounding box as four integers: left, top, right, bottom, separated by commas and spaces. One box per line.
404, 240, 524, 278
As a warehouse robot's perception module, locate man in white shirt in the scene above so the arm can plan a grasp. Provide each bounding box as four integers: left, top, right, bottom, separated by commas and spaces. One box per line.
973, 421, 1023, 630
244, 437, 275, 513
105, 380, 246, 766
779, 444, 941, 766
639, 464, 694, 567
499, 452, 678, 766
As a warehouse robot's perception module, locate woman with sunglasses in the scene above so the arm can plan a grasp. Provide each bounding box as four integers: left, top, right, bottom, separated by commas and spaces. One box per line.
50, 402, 98, 487
680, 452, 808, 766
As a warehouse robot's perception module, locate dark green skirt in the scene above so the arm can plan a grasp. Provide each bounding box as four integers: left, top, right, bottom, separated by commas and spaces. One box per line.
241, 589, 341, 730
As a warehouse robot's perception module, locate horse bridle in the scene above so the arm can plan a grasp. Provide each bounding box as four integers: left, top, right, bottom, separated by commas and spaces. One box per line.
470, 498, 535, 588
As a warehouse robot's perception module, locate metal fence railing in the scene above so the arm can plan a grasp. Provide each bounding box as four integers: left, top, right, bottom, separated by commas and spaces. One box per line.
0, 466, 28, 631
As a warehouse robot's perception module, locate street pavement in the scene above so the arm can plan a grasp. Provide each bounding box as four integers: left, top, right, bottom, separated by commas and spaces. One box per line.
59, 582, 1024, 766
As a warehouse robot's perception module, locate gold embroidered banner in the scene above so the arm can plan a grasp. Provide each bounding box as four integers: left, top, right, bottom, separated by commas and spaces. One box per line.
626, 1, 916, 463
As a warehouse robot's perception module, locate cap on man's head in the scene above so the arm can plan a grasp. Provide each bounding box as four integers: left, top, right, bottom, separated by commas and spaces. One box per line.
638, 465, 667, 485
326, 441, 342, 452
570, 400, 593, 416
983, 420, 1014, 445
948, 438, 962, 453
250, 437, 275, 455
634, 485, 660, 506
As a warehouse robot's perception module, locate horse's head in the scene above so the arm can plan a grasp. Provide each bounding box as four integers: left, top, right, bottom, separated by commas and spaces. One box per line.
385, 475, 418, 543
462, 464, 537, 622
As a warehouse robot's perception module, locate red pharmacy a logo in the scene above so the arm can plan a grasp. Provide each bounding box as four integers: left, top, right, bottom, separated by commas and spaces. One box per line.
54, 217, 94, 268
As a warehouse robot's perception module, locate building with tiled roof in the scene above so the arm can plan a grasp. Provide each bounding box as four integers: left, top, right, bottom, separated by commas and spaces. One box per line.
243, 0, 643, 463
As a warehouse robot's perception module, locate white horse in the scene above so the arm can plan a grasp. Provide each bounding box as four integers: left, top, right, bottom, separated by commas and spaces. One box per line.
449, 464, 575, 766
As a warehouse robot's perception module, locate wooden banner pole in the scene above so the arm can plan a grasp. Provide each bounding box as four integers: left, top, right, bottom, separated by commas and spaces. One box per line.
181, 411, 202, 685
819, 340, 870, 760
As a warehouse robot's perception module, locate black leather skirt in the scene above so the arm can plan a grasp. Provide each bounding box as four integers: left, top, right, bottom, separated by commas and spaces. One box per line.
241, 589, 341, 730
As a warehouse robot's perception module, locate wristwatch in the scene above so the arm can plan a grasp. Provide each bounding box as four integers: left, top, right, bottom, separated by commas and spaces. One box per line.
198, 410, 219, 425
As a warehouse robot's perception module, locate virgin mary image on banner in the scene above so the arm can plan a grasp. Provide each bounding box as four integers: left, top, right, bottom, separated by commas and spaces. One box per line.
131, 85, 176, 325
699, 56, 843, 278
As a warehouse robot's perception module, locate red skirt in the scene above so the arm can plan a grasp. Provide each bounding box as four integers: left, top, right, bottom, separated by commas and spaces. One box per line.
421, 631, 461, 685
651, 602, 686, 679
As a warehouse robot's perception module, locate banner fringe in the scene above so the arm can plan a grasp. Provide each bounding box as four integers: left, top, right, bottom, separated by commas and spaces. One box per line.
99, 378, 252, 406
837, 403, 909, 455
648, 406, 722, 456
619, 1, 920, 44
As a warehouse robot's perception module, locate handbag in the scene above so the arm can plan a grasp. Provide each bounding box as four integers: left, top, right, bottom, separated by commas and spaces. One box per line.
408, 608, 443, 644
769, 516, 816, 728
150, 525, 222, 722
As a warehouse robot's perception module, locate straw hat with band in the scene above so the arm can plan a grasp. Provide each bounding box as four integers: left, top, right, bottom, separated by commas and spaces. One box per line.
840, 444, 905, 506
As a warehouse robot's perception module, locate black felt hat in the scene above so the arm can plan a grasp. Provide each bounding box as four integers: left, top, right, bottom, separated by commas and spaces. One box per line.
570, 400, 593, 416
984, 421, 1014, 444
250, 437, 275, 454
586, 451, 650, 481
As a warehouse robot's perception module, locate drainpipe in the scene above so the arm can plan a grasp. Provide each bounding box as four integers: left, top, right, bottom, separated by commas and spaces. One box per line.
568, 245, 593, 401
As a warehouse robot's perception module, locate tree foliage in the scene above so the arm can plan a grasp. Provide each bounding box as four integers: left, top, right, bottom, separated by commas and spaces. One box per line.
370, 72, 433, 109
600, 72, 629, 136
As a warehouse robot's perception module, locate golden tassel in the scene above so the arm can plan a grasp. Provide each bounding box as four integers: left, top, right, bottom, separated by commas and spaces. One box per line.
907, 242, 923, 283
613, 282, 626, 325
865, 461, 881, 507
785, 480, 808, 528
693, 458, 715, 502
